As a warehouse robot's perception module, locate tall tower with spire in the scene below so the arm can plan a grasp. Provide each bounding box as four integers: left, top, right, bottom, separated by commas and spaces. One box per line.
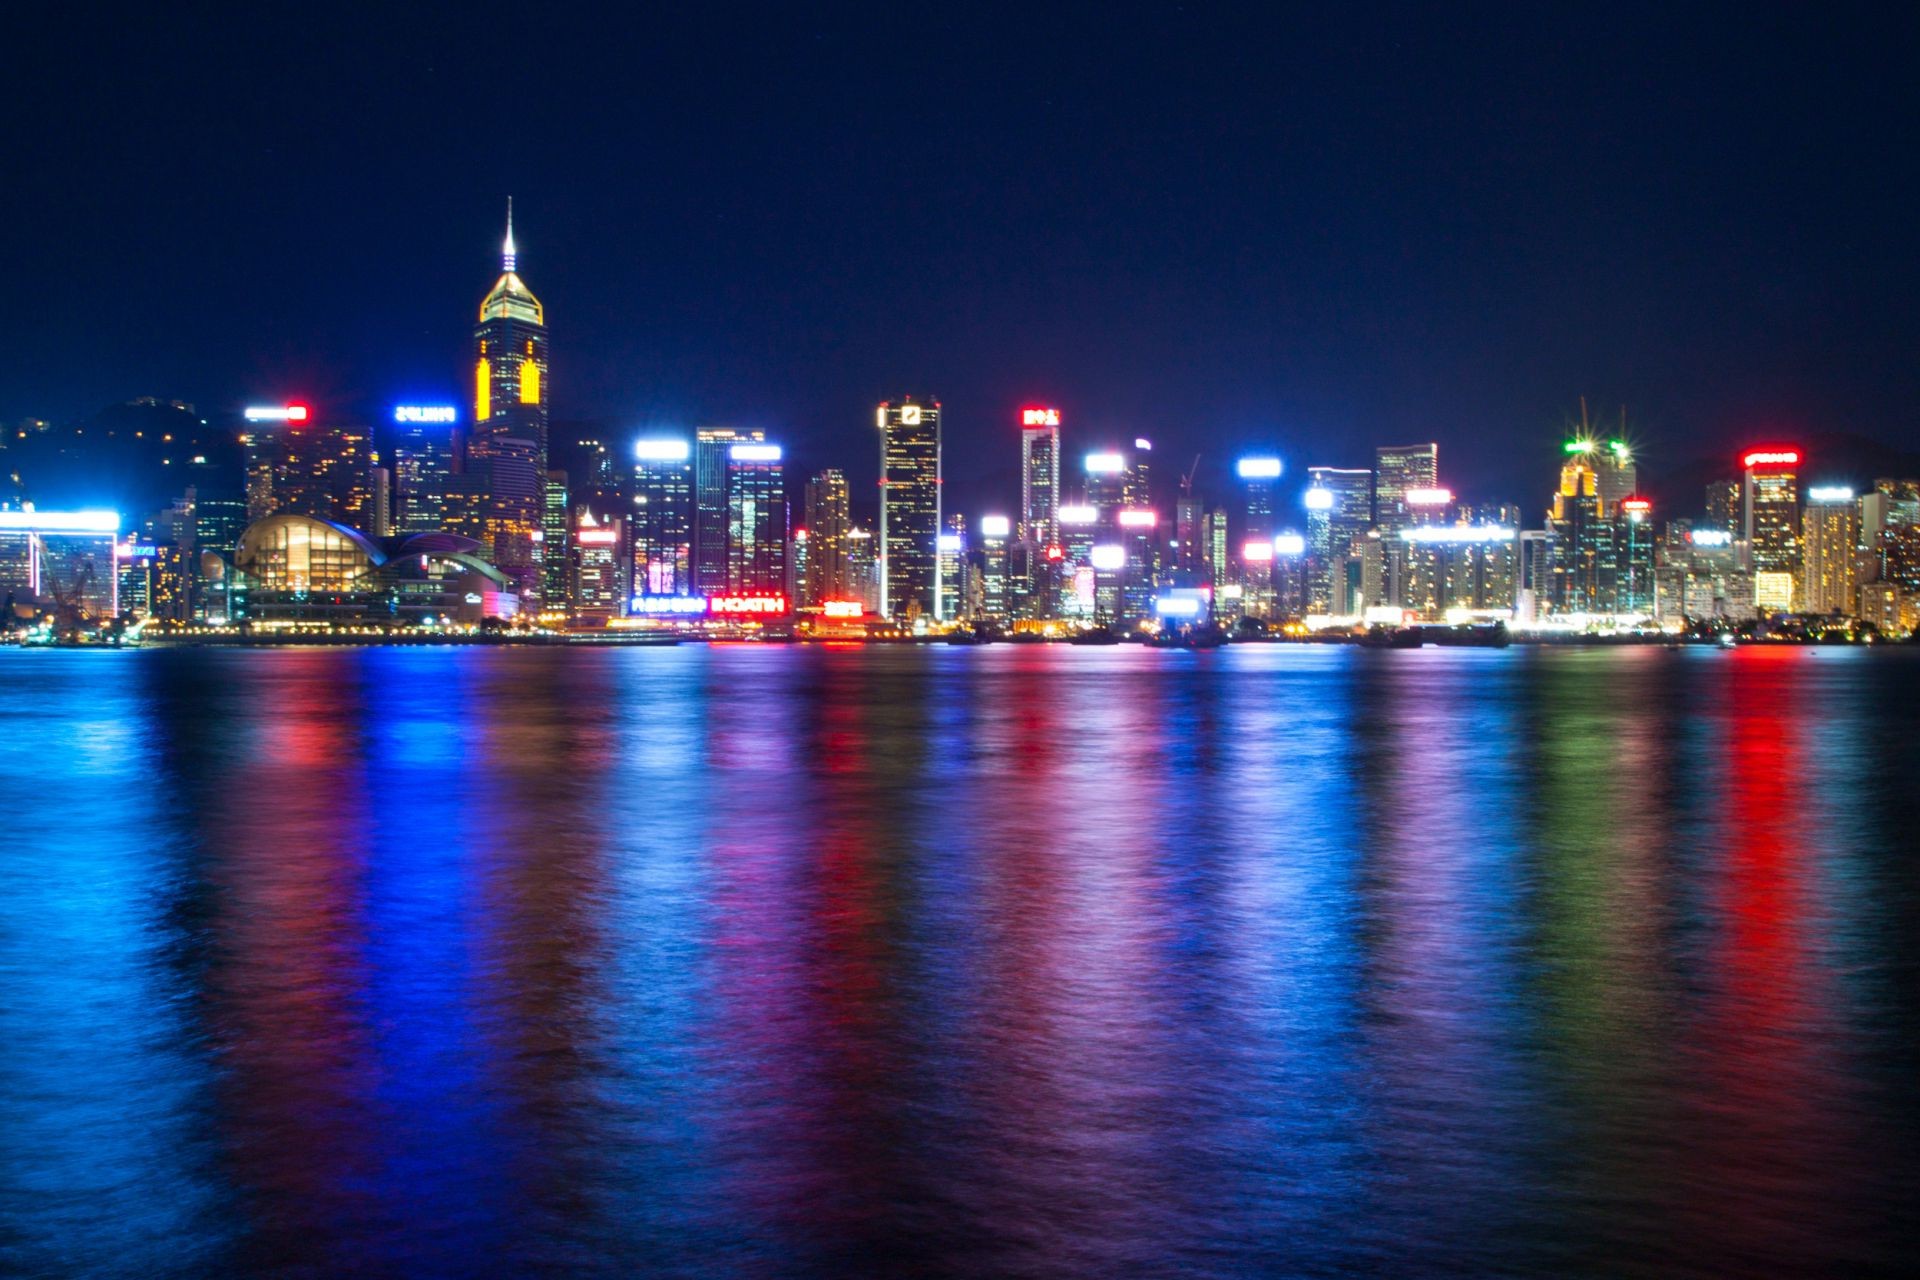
473, 198, 549, 467
463, 199, 550, 603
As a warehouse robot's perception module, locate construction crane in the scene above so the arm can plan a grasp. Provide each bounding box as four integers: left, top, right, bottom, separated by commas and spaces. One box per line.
33, 535, 99, 641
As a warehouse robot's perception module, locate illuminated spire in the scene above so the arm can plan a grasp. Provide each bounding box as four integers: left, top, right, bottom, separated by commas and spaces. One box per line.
502, 197, 517, 273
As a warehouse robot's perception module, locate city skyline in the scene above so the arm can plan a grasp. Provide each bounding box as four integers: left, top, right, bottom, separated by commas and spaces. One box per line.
7, 8, 1920, 512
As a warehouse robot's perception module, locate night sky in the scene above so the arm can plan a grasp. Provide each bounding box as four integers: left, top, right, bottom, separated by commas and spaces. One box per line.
7, 4, 1918, 512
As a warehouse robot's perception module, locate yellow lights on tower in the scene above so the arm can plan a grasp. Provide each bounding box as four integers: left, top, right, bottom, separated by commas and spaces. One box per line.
475, 359, 491, 420
519, 359, 540, 405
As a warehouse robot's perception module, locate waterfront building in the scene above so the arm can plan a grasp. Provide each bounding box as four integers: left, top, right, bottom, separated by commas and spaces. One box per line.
204, 513, 518, 624
632, 438, 694, 597
877, 398, 941, 621
1305, 466, 1370, 614
1373, 443, 1439, 534
0, 508, 121, 619
241, 410, 377, 530
570, 508, 628, 621
695, 428, 765, 595
1742, 447, 1801, 605
472, 201, 550, 473
979, 515, 1011, 619
542, 471, 569, 606
1801, 487, 1861, 615
803, 468, 852, 607
392, 421, 455, 534
1019, 408, 1061, 547
846, 526, 881, 614
725, 442, 786, 596
1400, 524, 1519, 619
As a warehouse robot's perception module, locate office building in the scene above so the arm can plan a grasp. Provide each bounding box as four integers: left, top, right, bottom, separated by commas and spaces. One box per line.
466, 205, 549, 602
1020, 408, 1061, 547
1305, 465, 1371, 614
570, 508, 628, 621
393, 421, 456, 534
1800, 487, 1860, 615
471, 201, 550, 473
1373, 443, 1439, 534
1742, 447, 1801, 604
542, 472, 569, 606
632, 439, 694, 597
877, 398, 941, 621
241, 411, 377, 529
725, 442, 786, 596
695, 427, 765, 594
803, 469, 852, 607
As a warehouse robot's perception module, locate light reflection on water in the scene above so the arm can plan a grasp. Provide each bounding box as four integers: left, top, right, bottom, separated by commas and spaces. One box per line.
1, 644, 1916, 1278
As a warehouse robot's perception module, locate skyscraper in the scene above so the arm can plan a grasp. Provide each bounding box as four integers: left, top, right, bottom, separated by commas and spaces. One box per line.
542, 471, 569, 606
1801, 487, 1860, 614
472, 200, 550, 470
1372, 443, 1439, 534
803, 468, 852, 606
877, 398, 941, 621
1742, 448, 1801, 605
241, 410, 376, 529
632, 438, 694, 597
725, 442, 786, 596
469, 201, 549, 600
694, 427, 764, 595
1019, 408, 1061, 547
393, 421, 455, 534
1305, 466, 1371, 614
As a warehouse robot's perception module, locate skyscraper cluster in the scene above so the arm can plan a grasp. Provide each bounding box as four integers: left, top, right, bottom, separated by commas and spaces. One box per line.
7, 206, 1920, 641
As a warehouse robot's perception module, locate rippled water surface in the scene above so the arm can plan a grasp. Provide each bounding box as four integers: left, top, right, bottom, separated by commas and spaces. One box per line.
2, 644, 1917, 1278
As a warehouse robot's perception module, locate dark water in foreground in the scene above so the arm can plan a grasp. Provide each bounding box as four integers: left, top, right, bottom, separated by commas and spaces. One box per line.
1, 645, 1917, 1278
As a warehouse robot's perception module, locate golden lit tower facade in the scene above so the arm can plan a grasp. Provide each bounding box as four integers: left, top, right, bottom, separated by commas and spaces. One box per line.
1742, 447, 1801, 609
468, 200, 550, 600
473, 200, 550, 466
1800, 486, 1860, 615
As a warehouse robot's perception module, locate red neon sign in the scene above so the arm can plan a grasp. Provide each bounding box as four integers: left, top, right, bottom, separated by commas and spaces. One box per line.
575, 529, 618, 545
1742, 449, 1800, 469
286, 404, 309, 422
1621, 498, 1652, 512
821, 599, 864, 618
1021, 407, 1061, 427
1044, 544, 1065, 561
708, 594, 787, 616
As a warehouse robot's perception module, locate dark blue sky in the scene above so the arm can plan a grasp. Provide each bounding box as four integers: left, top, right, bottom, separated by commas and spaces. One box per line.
7, 3, 1918, 510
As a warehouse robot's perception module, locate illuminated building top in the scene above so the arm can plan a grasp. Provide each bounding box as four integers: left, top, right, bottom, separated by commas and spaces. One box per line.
479, 198, 544, 325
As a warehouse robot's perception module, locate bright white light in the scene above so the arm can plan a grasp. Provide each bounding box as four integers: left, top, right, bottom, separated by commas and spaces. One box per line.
1155, 596, 1201, 616
1808, 486, 1855, 503
1089, 544, 1126, 570
1303, 487, 1334, 511
1085, 453, 1126, 474
1400, 525, 1515, 544
1058, 505, 1099, 526
1243, 540, 1274, 562
0, 509, 121, 533
244, 405, 308, 422
1117, 509, 1157, 528
938, 534, 964, 552
635, 439, 691, 461
1134, 438, 1152, 451
1274, 533, 1307, 555
1405, 487, 1453, 507
730, 444, 782, 462
394, 405, 457, 424
1237, 457, 1283, 479
980, 515, 1012, 537
1689, 529, 1733, 547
